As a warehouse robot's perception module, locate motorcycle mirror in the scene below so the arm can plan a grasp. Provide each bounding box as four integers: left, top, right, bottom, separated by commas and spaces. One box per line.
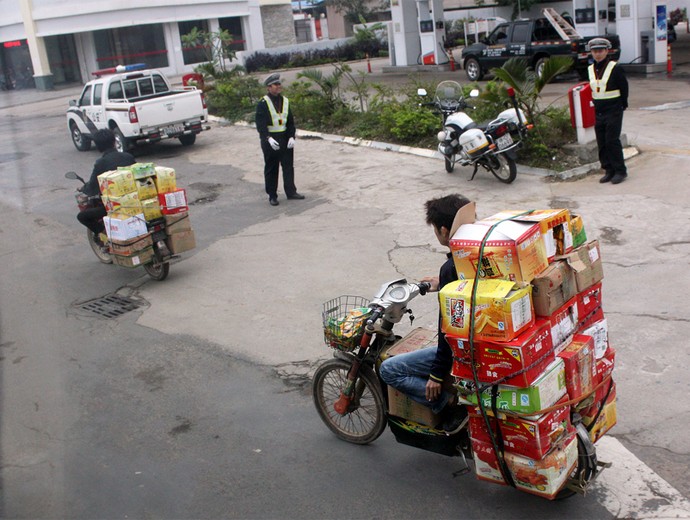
469, 89, 479, 98
69, 100, 77, 107
65, 171, 86, 183
417, 88, 427, 97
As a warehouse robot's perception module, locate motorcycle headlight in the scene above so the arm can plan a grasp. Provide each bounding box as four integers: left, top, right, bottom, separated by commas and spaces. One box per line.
437, 130, 447, 142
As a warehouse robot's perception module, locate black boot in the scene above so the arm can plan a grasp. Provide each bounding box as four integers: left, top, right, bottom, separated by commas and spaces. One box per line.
599, 171, 615, 183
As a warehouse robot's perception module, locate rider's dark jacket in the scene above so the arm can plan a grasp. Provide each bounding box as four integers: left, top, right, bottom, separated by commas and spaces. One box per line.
429, 253, 457, 382
82, 148, 136, 196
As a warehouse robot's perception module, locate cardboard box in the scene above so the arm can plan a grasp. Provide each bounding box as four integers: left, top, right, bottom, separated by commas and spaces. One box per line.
481, 209, 573, 261
581, 382, 617, 443
381, 327, 437, 361
570, 214, 587, 249
98, 169, 136, 197
468, 395, 572, 459
158, 188, 188, 215
154, 166, 177, 193
166, 229, 196, 254
387, 386, 440, 427
448, 319, 554, 387
556, 240, 604, 292
130, 162, 156, 180
457, 358, 567, 415
549, 297, 579, 353
593, 346, 615, 386
109, 233, 153, 256
579, 305, 605, 331
135, 177, 158, 200
581, 318, 608, 359
471, 432, 578, 499
557, 334, 595, 402
531, 260, 578, 317
141, 197, 163, 221
450, 220, 548, 283
103, 213, 148, 242
577, 282, 603, 323
440, 279, 534, 342
164, 211, 192, 235
106, 191, 142, 217
111, 245, 154, 268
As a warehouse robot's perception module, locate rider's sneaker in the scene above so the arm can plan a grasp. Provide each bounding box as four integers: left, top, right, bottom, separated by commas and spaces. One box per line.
440, 406, 468, 434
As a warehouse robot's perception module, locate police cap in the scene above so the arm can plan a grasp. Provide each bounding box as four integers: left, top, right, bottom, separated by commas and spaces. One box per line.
587, 38, 612, 51
264, 73, 281, 86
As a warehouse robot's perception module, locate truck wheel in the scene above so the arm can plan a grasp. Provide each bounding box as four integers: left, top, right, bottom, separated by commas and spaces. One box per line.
113, 127, 131, 153
70, 122, 92, 151
464, 58, 483, 82
535, 57, 549, 79
179, 134, 196, 146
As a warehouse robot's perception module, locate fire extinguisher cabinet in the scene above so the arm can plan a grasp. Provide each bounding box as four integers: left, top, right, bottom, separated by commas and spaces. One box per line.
568, 81, 596, 143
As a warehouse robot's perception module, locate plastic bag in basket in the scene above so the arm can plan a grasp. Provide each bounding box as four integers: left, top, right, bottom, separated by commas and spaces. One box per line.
325, 307, 370, 349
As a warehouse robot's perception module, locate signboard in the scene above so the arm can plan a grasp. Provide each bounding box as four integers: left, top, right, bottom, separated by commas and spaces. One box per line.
656, 4, 668, 41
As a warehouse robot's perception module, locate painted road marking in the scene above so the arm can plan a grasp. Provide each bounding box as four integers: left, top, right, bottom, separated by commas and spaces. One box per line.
640, 100, 690, 111
594, 437, 690, 519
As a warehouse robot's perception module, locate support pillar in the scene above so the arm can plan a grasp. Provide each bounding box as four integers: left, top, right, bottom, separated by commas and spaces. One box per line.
19, 0, 53, 90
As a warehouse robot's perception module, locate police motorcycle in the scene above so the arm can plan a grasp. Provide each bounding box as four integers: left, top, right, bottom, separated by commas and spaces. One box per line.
419, 80, 531, 184
65, 171, 171, 281
312, 278, 604, 499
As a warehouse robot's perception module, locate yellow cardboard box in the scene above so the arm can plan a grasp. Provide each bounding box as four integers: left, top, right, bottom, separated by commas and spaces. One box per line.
154, 166, 177, 194
450, 220, 548, 283
135, 177, 158, 200
106, 192, 142, 217
141, 197, 163, 221
439, 279, 534, 342
97, 169, 137, 197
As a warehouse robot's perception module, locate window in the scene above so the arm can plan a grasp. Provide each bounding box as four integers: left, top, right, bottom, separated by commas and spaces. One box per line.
490, 24, 510, 44
138, 77, 154, 96
179, 20, 210, 65
123, 80, 138, 98
511, 23, 530, 43
79, 85, 92, 106
152, 74, 169, 93
93, 24, 168, 69
219, 16, 246, 51
93, 83, 103, 104
108, 81, 124, 99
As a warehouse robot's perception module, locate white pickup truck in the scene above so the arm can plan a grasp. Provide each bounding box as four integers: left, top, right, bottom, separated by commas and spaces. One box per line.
67, 67, 209, 152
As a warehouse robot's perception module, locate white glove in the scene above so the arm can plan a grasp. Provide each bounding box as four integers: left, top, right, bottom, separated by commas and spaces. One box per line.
268, 137, 280, 151
287, 137, 295, 149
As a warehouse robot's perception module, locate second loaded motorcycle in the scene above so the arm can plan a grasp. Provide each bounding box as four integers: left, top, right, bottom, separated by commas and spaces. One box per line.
419, 80, 531, 184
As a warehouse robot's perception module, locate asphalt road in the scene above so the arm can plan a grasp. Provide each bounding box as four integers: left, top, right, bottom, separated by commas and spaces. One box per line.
1, 59, 689, 518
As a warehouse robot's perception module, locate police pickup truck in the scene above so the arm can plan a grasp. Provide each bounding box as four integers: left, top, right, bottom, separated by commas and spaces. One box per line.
461, 9, 620, 82
67, 64, 209, 152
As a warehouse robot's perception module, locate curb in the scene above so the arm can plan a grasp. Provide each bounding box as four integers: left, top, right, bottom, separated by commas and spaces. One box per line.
211, 116, 640, 181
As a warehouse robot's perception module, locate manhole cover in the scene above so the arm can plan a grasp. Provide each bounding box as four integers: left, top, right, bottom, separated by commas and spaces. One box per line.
74, 294, 142, 318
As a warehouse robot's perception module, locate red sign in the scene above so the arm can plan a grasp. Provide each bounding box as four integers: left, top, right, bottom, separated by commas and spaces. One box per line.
4, 41, 22, 48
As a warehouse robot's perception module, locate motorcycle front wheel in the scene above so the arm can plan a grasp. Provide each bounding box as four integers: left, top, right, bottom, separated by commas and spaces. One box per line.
312, 358, 386, 445
487, 153, 517, 184
88, 230, 113, 264
444, 155, 455, 173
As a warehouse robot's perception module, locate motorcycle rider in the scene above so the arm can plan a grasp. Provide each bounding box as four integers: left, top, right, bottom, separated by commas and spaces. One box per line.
587, 37, 629, 185
380, 194, 473, 431
76, 129, 135, 240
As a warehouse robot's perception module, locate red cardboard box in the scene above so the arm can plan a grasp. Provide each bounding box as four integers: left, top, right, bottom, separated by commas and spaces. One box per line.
158, 188, 188, 215
578, 306, 605, 331
448, 320, 554, 387
557, 334, 595, 402
468, 396, 572, 459
549, 297, 579, 352
581, 381, 617, 443
577, 282, 603, 322
593, 346, 616, 387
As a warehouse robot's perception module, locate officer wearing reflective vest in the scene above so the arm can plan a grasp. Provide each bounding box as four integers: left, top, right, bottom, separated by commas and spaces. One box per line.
255, 73, 304, 206
587, 37, 629, 184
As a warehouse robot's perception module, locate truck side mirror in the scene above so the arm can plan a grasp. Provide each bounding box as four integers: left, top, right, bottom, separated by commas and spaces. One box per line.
69, 100, 77, 107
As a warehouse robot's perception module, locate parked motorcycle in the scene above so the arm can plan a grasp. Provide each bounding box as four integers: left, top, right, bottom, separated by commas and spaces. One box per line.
419, 80, 531, 184
312, 278, 605, 499
66, 171, 171, 281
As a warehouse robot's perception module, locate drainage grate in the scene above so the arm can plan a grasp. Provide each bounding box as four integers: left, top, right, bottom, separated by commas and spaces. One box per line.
74, 294, 142, 318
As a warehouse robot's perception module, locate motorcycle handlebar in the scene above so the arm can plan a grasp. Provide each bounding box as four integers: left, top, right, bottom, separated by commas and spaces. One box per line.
418, 282, 432, 295
367, 307, 383, 326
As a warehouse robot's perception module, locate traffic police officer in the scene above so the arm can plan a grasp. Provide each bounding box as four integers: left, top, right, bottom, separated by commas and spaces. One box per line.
255, 73, 304, 206
587, 37, 629, 184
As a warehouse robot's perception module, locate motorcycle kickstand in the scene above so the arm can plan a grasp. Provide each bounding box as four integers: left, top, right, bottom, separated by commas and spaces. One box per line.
469, 163, 480, 180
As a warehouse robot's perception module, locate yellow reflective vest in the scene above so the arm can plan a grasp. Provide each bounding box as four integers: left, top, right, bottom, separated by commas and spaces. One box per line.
263, 95, 289, 133
588, 61, 621, 100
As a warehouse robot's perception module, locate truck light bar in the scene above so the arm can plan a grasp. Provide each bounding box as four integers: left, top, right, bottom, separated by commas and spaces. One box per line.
92, 63, 147, 77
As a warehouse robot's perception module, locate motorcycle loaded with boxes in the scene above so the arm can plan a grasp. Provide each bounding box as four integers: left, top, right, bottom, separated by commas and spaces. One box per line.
66, 162, 196, 281
312, 207, 614, 500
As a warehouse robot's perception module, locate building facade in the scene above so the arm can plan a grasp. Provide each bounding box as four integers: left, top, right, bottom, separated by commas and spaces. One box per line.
0, 0, 295, 90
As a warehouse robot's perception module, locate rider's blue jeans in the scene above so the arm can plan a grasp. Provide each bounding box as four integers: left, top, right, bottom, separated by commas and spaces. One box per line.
379, 346, 451, 414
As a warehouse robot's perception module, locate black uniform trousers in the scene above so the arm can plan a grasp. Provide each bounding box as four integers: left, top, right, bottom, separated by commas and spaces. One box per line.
594, 108, 627, 177
261, 132, 296, 199
77, 204, 107, 234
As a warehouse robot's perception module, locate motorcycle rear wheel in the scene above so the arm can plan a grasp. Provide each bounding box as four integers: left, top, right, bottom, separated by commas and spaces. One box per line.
488, 154, 517, 184
88, 230, 113, 264
554, 426, 598, 500
312, 358, 386, 445
144, 257, 170, 281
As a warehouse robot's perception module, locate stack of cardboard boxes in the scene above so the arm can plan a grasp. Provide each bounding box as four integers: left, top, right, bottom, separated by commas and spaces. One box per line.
97, 163, 195, 266
440, 208, 615, 499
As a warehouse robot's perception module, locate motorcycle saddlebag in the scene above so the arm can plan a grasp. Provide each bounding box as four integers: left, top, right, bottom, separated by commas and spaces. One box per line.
458, 128, 489, 158
387, 416, 468, 457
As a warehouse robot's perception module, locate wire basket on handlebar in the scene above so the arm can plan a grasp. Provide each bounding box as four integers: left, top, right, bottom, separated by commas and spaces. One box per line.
322, 295, 372, 352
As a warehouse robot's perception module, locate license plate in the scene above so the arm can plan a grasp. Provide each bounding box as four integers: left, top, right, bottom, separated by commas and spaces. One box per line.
163, 125, 184, 136
495, 134, 513, 150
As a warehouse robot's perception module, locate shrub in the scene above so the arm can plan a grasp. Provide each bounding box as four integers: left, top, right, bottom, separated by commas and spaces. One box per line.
206, 75, 263, 122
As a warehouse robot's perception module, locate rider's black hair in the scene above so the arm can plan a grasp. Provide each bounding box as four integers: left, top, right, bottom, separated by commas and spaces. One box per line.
93, 129, 116, 153
425, 194, 471, 232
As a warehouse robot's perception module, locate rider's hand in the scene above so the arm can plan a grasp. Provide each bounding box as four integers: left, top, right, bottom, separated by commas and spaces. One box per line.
268, 137, 280, 151
420, 276, 440, 292
426, 379, 442, 402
